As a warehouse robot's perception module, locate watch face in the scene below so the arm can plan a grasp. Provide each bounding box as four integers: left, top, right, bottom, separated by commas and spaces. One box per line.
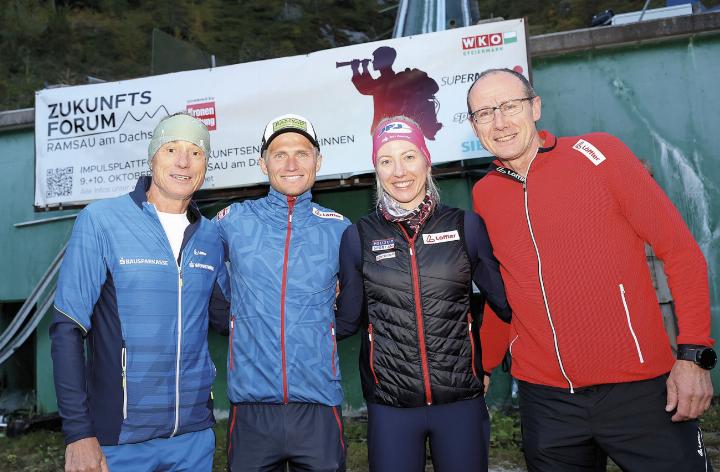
698, 348, 717, 370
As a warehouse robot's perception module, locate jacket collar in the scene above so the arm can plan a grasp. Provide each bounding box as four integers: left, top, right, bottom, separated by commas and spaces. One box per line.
537, 130, 557, 153
490, 130, 557, 184
129, 176, 201, 223
255, 187, 314, 227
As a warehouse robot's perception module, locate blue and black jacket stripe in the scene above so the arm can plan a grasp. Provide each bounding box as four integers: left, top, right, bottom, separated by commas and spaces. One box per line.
50, 176, 230, 446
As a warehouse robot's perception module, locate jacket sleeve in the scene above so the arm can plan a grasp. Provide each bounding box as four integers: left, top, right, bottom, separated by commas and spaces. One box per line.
209, 260, 231, 335
213, 205, 232, 262
480, 305, 511, 374
600, 133, 712, 347
50, 209, 107, 444
464, 211, 512, 322
335, 224, 365, 340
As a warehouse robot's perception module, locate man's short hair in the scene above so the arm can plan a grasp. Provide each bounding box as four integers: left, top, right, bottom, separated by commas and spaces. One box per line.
466, 68, 536, 114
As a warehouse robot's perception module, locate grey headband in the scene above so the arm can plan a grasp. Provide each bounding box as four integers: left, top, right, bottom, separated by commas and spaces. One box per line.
148, 114, 211, 162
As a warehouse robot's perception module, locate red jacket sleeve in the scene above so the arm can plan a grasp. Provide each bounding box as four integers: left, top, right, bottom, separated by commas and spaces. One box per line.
480, 304, 511, 373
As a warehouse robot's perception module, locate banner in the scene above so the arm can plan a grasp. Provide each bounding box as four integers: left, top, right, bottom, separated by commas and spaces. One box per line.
34, 18, 528, 207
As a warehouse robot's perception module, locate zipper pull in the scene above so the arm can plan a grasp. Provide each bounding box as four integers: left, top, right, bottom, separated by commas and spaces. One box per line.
368, 324, 373, 342
121, 346, 127, 388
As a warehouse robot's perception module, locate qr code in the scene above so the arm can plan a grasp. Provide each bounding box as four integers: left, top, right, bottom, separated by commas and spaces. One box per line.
46, 167, 74, 198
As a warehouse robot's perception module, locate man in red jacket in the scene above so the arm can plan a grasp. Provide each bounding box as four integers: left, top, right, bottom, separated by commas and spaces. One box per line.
468, 68, 715, 471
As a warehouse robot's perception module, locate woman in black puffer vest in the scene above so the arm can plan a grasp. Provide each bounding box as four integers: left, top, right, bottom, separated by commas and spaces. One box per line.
335, 115, 511, 472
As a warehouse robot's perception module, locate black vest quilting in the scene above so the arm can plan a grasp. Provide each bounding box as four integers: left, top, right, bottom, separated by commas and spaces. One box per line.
356, 205, 483, 407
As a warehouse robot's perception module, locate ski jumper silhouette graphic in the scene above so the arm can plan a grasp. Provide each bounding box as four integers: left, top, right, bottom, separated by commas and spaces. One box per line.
338, 46, 442, 140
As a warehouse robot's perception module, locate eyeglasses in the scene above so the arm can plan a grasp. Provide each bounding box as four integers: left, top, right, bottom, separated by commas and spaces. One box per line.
469, 97, 535, 124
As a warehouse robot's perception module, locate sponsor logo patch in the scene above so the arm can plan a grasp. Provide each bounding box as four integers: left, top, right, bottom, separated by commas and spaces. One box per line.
376, 252, 396, 261
189, 262, 215, 272
573, 139, 607, 166
193, 248, 207, 256
273, 117, 307, 132
119, 257, 169, 266
216, 206, 230, 221
372, 239, 395, 251
378, 122, 413, 136
312, 207, 344, 220
697, 429, 705, 457
422, 230, 460, 245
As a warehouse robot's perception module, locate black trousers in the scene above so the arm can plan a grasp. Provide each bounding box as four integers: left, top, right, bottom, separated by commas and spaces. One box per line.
519, 376, 712, 472
227, 403, 346, 472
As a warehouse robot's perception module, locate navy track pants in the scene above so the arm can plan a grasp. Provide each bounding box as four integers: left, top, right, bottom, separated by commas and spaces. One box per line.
367, 396, 490, 472
227, 402, 345, 472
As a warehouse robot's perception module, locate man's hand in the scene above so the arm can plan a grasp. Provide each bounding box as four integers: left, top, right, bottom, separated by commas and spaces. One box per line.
483, 375, 491, 395
665, 360, 713, 422
65, 437, 108, 472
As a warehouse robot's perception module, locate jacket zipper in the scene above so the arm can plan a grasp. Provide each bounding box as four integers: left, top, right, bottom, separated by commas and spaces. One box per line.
619, 284, 645, 363
280, 196, 296, 404
467, 314, 477, 378
509, 334, 519, 356
121, 341, 127, 419
229, 315, 235, 371
330, 322, 337, 377
522, 157, 575, 393
398, 225, 433, 405
171, 262, 183, 436
368, 323, 379, 384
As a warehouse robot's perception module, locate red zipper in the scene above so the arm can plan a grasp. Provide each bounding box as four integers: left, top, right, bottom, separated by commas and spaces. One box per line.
229, 315, 235, 371
330, 322, 337, 377
280, 196, 296, 404
227, 404, 237, 457
368, 323, 379, 385
467, 313, 477, 378
332, 406, 345, 451
397, 225, 432, 405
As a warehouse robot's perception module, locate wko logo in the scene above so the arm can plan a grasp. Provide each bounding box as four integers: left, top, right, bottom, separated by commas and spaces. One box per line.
461, 32, 517, 54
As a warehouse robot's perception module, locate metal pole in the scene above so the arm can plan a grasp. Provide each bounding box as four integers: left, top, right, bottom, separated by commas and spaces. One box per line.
638, 0, 653, 22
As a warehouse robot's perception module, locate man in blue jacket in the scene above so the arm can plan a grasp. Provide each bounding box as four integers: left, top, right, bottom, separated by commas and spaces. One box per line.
215, 114, 349, 472
50, 113, 230, 472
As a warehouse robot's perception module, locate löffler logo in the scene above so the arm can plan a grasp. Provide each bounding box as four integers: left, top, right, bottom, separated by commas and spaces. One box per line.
187, 100, 217, 131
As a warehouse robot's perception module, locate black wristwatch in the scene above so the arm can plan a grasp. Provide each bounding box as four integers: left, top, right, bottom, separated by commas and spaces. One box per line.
677, 344, 717, 370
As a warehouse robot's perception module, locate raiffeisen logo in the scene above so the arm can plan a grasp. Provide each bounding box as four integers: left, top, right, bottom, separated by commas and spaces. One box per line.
461, 32, 517, 56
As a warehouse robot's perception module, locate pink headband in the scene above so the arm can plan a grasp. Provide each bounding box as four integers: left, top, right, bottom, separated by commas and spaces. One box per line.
372, 119, 431, 166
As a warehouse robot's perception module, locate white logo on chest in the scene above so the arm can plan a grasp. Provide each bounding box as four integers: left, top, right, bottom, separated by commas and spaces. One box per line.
573, 139, 606, 166
376, 252, 396, 261
422, 230, 460, 245
312, 207, 344, 220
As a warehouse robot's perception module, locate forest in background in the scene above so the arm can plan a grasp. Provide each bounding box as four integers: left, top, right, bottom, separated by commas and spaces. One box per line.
1, 0, 718, 111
